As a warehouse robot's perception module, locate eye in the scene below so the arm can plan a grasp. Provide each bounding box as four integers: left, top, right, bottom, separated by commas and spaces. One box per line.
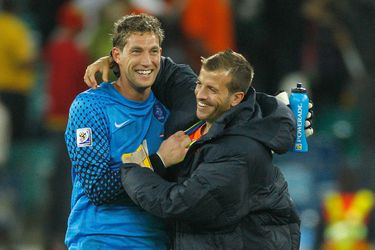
208, 87, 217, 93
131, 49, 142, 54
151, 49, 159, 54
194, 81, 201, 92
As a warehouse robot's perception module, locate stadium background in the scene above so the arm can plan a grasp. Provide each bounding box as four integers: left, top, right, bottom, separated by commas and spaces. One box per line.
0, 0, 374, 249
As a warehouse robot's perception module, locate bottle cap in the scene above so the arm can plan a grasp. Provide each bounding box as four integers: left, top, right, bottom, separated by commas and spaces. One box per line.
292, 83, 306, 93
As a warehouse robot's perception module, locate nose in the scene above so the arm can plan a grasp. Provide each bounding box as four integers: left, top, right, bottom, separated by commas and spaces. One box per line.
195, 86, 207, 100
140, 53, 152, 66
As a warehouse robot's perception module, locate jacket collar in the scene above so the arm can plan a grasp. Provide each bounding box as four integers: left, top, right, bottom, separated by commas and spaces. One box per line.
199, 87, 257, 142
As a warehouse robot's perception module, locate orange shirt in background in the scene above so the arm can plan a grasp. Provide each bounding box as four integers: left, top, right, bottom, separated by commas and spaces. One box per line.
181, 0, 235, 55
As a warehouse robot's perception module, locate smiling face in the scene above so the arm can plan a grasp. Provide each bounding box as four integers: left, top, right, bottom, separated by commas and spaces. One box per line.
112, 32, 162, 100
195, 68, 243, 126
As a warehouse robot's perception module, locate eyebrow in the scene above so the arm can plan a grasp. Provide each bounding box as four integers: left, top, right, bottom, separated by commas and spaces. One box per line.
129, 44, 160, 50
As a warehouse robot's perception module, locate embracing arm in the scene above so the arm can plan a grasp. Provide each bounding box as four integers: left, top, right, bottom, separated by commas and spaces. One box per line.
121, 166, 220, 224
121, 153, 250, 227
66, 95, 124, 205
152, 57, 199, 134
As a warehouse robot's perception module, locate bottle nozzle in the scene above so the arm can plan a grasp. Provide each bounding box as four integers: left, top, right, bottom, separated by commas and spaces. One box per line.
292, 83, 306, 93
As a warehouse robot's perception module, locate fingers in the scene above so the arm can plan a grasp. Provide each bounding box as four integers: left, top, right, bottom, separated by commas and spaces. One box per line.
307, 101, 313, 119
84, 56, 112, 89
307, 100, 313, 123
305, 128, 314, 137
305, 100, 314, 137
182, 135, 192, 148
102, 66, 109, 83
84, 66, 98, 89
157, 131, 191, 167
173, 131, 192, 148
305, 120, 311, 129
306, 108, 313, 128
173, 130, 186, 137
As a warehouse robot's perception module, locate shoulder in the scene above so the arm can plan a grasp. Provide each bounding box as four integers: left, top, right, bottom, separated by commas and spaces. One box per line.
159, 56, 197, 79
201, 135, 268, 163
74, 85, 112, 105
67, 89, 111, 133
70, 88, 110, 116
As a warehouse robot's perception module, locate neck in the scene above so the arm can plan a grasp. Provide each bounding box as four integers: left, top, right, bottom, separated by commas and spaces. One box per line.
114, 79, 150, 102
202, 122, 212, 135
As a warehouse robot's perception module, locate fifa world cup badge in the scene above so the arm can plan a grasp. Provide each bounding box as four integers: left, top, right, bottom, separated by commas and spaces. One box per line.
76, 128, 92, 147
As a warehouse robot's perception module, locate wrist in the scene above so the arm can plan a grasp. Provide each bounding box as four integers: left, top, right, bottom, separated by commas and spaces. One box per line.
156, 151, 167, 167
150, 153, 168, 177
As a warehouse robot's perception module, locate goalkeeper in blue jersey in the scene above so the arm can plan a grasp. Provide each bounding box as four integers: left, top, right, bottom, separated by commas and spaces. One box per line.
65, 14, 197, 249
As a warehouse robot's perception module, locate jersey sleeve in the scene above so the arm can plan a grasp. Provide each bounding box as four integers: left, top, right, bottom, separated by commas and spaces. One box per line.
65, 93, 124, 205
152, 57, 199, 136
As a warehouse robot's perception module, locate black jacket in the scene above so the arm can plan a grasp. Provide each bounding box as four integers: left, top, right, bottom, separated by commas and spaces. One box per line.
121, 86, 301, 250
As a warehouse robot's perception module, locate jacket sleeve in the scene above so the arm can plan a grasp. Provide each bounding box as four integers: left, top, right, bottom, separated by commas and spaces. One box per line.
273, 97, 296, 153
65, 94, 124, 205
152, 57, 199, 136
121, 153, 250, 227
255, 92, 296, 154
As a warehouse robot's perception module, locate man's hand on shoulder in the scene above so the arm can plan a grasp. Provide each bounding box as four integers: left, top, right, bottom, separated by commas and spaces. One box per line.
84, 56, 112, 89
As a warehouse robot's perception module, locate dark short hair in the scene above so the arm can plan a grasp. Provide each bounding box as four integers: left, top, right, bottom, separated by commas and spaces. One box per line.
201, 49, 254, 94
112, 13, 165, 50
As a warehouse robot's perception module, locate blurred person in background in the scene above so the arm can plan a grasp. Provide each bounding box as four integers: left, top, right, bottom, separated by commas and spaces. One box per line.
314, 167, 375, 249
89, 0, 236, 73
128, 0, 188, 64
301, 0, 351, 110
179, 0, 236, 72
0, 101, 10, 168
42, 2, 89, 249
0, 0, 36, 141
29, 0, 66, 48
301, 0, 375, 203
88, 0, 130, 67
43, 1, 88, 133
0, 0, 36, 247
0, 100, 11, 250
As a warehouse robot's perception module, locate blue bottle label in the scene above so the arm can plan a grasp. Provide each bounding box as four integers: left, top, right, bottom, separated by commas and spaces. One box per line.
290, 92, 309, 152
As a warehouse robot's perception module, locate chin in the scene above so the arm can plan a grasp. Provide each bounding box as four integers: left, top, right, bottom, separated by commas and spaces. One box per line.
196, 112, 208, 121
137, 81, 154, 89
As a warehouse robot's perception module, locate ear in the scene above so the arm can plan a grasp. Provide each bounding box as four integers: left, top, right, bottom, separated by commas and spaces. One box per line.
230, 92, 245, 107
111, 47, 122, 64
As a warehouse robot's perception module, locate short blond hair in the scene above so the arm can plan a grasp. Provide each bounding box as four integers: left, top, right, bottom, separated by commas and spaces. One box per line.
112, 13, 165, 51
201, 49, 254, 94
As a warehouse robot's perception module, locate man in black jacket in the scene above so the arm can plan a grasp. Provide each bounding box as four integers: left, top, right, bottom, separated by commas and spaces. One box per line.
120, 49, 301, 249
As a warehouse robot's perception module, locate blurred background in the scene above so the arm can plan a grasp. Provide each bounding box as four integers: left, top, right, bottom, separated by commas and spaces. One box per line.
0, 0, 374, 249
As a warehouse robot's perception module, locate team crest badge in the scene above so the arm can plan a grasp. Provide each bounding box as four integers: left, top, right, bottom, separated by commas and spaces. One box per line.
76, 128, 92, 147
153, 103, 166, 122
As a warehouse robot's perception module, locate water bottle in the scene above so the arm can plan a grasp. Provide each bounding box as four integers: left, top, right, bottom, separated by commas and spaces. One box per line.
289, 83, 309, 152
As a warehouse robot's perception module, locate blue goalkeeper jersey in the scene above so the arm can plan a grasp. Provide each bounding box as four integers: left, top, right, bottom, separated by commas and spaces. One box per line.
65, 82, 170, 249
